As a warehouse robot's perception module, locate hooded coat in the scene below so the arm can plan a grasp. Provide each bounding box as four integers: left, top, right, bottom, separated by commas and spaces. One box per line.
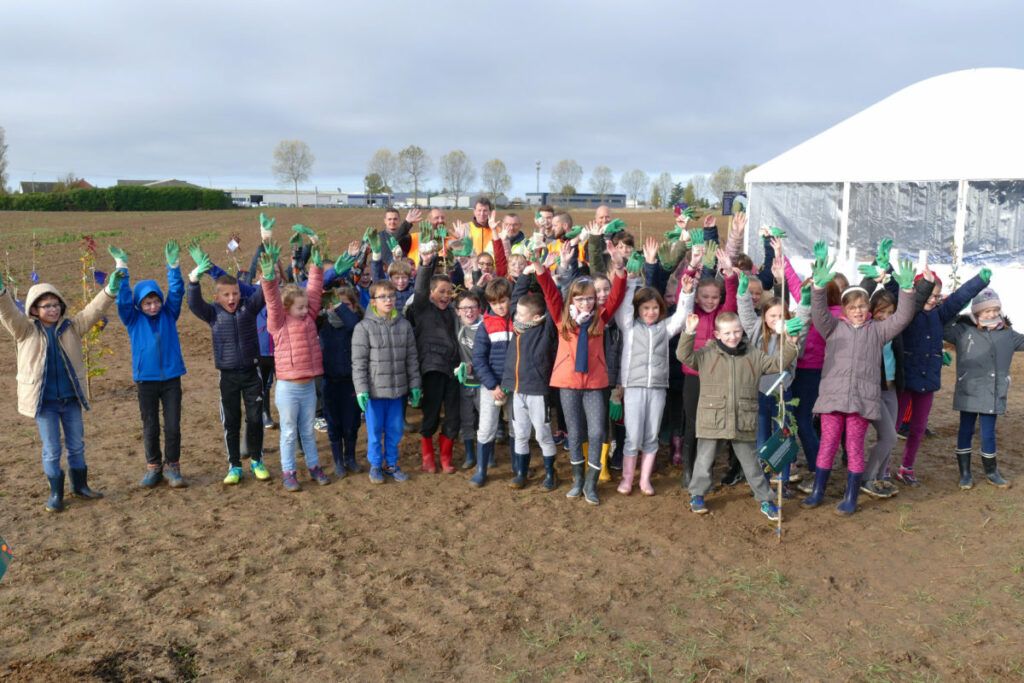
117, 265, 187, 382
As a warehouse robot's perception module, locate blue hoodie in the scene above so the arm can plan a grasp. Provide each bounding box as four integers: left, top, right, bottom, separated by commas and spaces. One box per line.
117, 265, 187, 382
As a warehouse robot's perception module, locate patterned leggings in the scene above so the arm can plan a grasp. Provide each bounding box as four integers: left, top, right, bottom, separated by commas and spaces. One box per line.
816, 411, 869, 474
559, 388, 606, 469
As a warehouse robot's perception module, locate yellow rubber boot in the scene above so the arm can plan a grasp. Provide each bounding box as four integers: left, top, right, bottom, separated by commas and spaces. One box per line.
599, 442, 612, 482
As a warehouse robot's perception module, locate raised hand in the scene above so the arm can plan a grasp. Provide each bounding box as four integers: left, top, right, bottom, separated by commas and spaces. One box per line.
452, 220, 469, 240
680, 273, 696, 294
702, 215, 716, 229
405, 208, 422, 224
603, 218, 626, 237
714, 245, 731, 272
108, 246, 128, 269
876, 238, 894, 271
858, 263, 883, 280
563, 225, 583, 241
685, 313, 700, 334
737, 271, 749, 296
730, 211, 747, 238
689, 244, 705, 267
259, 245, 278, 281
769, 226, 786, 239
362, 226, 376, 245
769, 236, 784, 255
812, 253, 837, 288
488, 210, 500, 230
367, 230, 382, 256
451, 236, 474, 258
164, 240, 180, 268
385, 233, 401, 257
813, 240, 829, 267
292, 224, 318, 244
980, 267, 992, 283
310, 243, 323, 268
265, 240, 282, 264
106, 268, 126, 296
658, 240, 682, 270
333, 252, 356, 276
346, 240, 362, 257
643, 235, 659, 264
664, 225, 683, 242
259, 213, 275, 242
687, 228, 704, 246
626, 251, 645, 277
892, 258, 916, 290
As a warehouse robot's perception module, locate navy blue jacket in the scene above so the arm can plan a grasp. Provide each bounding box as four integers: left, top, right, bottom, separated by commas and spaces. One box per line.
117, 266, 187, 382
501, 316, 557, 396
187, 279, 265, 371
901, 273, 988, 392
319, 304, 362, 380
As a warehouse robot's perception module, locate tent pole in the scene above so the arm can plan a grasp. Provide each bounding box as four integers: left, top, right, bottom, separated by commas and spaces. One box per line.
839, 181, 851, 267
952, 179, 968, 286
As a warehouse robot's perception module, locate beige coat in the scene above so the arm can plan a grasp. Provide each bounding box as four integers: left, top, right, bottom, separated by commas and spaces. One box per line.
0, 284, 115, 418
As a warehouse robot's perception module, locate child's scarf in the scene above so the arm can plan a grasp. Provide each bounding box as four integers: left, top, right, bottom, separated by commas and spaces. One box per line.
575, 317, 593, 373
514, 315, 544, 334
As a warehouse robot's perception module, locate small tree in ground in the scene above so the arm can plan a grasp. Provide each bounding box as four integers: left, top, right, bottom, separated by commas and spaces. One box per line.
272, 140, 315, 207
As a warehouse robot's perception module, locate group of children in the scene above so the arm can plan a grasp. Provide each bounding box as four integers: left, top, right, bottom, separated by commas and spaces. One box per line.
1, 199, 1018, 522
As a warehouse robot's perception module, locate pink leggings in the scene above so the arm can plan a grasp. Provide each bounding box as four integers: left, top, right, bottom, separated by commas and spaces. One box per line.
898, 390, 935, 470
816, 412, 869, 473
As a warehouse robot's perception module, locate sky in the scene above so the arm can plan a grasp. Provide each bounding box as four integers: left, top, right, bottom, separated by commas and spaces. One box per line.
2, 0, 1022, 198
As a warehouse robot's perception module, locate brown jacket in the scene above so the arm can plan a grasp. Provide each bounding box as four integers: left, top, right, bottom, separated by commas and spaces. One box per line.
677, 332, 797, 441
0, 284, 115, 418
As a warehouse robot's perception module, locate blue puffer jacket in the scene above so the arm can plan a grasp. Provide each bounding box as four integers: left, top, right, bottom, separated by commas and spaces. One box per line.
117, 266, 187, 382
901, 273, 988, 393
319, 304, 362, 380
187, 279, 265, 370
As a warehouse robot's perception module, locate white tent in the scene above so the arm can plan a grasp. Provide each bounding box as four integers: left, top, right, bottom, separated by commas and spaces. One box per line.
746, 67, 1024, 318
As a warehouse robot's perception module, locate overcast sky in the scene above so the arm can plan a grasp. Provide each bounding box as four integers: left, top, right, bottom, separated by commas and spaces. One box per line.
3, 0, 1022, 197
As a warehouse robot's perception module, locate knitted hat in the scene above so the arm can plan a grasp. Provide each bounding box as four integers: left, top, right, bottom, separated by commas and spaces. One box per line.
971, 288, 1001, 314
913, 272, 942, 289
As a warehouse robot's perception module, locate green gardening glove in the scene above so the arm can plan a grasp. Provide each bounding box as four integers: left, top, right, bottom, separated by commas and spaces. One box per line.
367, 230, 382, 256
108, 246, 128, 269
266, 240, 282, 264
310, 243, 323, 268
164, 240, 180, 268
891, 258, 916, 290
292, 224, 317, 240
811, 255, 836, 288
333, 253, 356, 277
357, 392, 369, 413
658, 241, 682, 270
529, 245, 548, 265
289, 231, 303, 248
435, 226, 448, 241
187, 240, 205, 265
626, 251, 645, 276
687, 228, 704, 246
259, 250, 276, 281
858, 263, 883, 280
385, 233, 400, 255
812, 240, 829, 268
409, 388, 422, 408
702, 240, 718, 269
188, 246, 212, 281
105, 268, 126, 296
769, 226, 786, 239
603, 219, 626, 236
680, 206, 697, 221
452, 236, 474, 258
980, 267, 992, 283
564, 225, 583, 240
737, 272, 749, 296
609, 397, 623, 422
664, 226, 683, 242
942, 350, 953, 366
785, 317, 805, 336
259, 212, 275, 240
454, 362, 469, 385
800, 284, 812, 307
876, 238, 894, 271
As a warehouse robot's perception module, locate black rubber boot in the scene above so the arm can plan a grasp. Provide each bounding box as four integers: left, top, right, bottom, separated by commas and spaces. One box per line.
835, 472, 863, 516
566, 462, 585, 498
470, 442, 492, 487
542, 456, 558, 491
330, 440, 346, 478
69, 467, 103, 499
956, 449, 973, 490
610, 423, 626, 470
461, 438, 476, 470
45, 471, 65, 513
801, 468, 831, 508
982, 453, 1011, 488
583, 466, 600, 505
343, 437, 362, 474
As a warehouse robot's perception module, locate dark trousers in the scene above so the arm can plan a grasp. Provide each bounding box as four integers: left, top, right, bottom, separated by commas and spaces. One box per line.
258, 355, 275, 421
219, 367, 265, 467
137, 377, 182, 466
420, 371, 460, 439
681, 373, 700, 465
323, 377, 360, 456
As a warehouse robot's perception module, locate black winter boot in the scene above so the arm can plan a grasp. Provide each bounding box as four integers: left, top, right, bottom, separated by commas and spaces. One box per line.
470, 442, 493, 487
566, 462, 585, 498
330, 440, 347, 478
583, 466, 600, 505
542, 456, 558, 491
981, 452, 1011, 488
461, 438, 476, 470
46, 471, 65, 513
343, 437, 362, 474
955, 449, 973, 490
835, 472, 863, 516
69, 467, 103, 499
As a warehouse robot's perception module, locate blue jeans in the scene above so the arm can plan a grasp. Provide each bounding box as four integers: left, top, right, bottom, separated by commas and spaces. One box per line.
790, 368, 821, 471
36, 398, 85, 478
957, 411, 997, 454
275, 379, 319, 472
366, 397, 406, 468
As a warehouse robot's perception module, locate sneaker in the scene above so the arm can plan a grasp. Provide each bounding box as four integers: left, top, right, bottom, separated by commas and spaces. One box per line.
263, 414, 278, 430
896, 424, 909, 440
384, 466, 409, 482
369, 466, 385, 484
760, 501, 781, 521
309, 465, 331, 486
223, 466, 243, 485
313, 417, 328, 433
924, 427, 936, 438
796, 479, 815, 495
721, 468, 745, 487
895, 467, 919, 487
282, 470, 301, 492
140, 466, 163, 488
553, 431, 568, 449
164, 463, 187, 488
690, 495, 709, 514
250, 460, 271, 481
879, 480, 899, 496
861, 480, 894, 499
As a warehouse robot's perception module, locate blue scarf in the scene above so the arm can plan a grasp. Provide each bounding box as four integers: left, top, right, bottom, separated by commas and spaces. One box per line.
575, 317, 593, 373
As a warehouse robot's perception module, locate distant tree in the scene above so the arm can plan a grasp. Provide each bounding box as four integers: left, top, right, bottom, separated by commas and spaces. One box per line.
481, 159, 511, 202
737, 163, 759, 186
650, 185, 663, 210
559, 185, 577, 197
53, 171, 81, 192
398, 145, 431, 202
367, 148, 399, 205
691, 173, 712, 206
588, 165, 615, 201
682, 181, 697, 207
0, 127, 8, 194
364, 173, 388, 196
439, 150, 476, 206
669, 182, 685, 206
619, 169, 650, 206
549, 159, 583, 204
653, 172, 673, 209
272, 140, 315, 207
709, 166, 738, 204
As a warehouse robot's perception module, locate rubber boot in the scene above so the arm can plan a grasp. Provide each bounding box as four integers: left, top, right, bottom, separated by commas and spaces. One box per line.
439, 435, 457, 474
344, 436, 362, 474
567, 462, 585, 498
45, 471, 65, 513
470, 442, 492, 487
640, 452, 657, 496
583, 466, 600, 505
598, 443, 612, 482
461, 438, 476, 470
330, 440, 347, 479
981, 452, 1011, 488
835, 471, 863, 516
69, 467, 104, 500
955, 449, 973, 490
670, 435, 683, 467
610, 423, 626, 471
617, 455, 637, 494
542, 455, 558, 491
511, 451, 531, 489
420, 436, 437, 473
801, 468, 831, 508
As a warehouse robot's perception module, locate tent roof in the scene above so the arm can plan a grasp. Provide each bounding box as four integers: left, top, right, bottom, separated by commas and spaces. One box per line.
746, 68, 1024, 184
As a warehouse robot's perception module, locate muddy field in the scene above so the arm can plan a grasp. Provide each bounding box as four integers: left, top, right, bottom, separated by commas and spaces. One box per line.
0, 208, 1022, 682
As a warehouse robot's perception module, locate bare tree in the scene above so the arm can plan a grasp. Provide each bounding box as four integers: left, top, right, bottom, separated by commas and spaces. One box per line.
0, 127, 8, 194
588, 165, 615, 201
709, 166, 738, 203
367, 148, 398, 204
737, 163, 759, 186
691, 173, 712, 205
398, 145, 431, 203
54, 171, 81, 191
439, 150, 476, 207
481, 159, 511, 203
653, 172, 673, 209
619, 169, 650, 206
549, 159, 583, 203
272, 140, 315, 207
